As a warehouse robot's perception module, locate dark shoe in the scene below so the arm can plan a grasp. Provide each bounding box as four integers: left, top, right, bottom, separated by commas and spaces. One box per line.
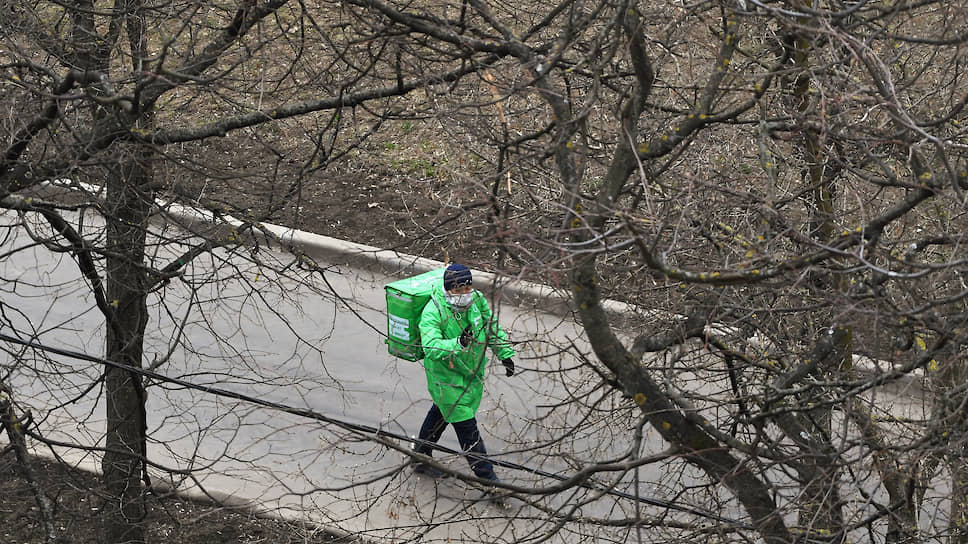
482, 475, 509, 508
486, 490, 510, 509
413, 462, 447, 479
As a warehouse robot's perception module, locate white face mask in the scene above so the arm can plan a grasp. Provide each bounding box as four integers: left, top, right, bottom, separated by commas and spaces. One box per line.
445, 291, 475, 309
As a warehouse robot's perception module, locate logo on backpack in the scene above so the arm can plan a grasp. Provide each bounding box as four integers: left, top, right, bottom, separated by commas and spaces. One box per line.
384, 268, 446, 361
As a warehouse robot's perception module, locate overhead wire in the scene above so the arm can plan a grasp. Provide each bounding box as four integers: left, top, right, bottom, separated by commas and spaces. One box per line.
0, 331, 752, 529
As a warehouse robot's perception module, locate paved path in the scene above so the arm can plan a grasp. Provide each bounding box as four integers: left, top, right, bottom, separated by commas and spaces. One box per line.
3, 209, 639, 542
0, 208, 937, 543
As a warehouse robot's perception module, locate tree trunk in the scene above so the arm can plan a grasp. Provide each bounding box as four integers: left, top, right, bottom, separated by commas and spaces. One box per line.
943, 358, 968, 544
794, 400, 845, 541
951, 449, 968, 544
787, 13, 847, 537
570, 260, 793, 544
100, 147, 153, 544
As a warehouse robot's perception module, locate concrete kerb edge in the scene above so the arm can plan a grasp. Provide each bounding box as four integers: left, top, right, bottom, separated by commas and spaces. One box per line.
11, 447, 364, 543
163, 201, 591, 318
35, 182, 924, 384
258, 222, 928, 382
245, 214, 648, 321
33, 180, 920, 379
28, 179, 663, 321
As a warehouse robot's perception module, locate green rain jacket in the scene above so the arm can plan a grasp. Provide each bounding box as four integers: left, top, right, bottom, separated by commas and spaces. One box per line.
419, 284, 515, 423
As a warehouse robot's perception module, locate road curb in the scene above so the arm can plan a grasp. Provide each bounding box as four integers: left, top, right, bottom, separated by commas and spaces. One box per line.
34, 181, 926, 383
163, 200, 600, 319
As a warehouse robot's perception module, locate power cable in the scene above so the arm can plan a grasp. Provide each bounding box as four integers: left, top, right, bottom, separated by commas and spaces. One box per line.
0, 331, 752, 529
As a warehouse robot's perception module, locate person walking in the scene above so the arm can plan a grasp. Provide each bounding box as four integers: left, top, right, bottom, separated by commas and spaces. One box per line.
411, 263, 516, 485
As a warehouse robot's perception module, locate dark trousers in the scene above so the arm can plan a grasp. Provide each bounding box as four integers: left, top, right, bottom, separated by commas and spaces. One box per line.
415, 403, 497, 480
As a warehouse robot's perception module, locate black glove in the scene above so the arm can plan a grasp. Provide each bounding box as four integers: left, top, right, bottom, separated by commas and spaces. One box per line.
502, 358, 515, 377
459, 325, 474, 347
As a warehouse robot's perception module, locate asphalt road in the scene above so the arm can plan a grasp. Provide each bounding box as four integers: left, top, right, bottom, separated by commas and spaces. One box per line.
0, 208, 941, 543
3, 209, 646, 542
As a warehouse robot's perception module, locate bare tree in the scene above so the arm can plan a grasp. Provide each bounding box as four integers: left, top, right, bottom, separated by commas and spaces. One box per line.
332, 0, 968, 542
0, 0, 481, 541
3, 0, 968, 543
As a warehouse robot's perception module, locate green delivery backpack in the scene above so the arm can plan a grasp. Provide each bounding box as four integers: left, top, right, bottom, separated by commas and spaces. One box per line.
385, 268, 445, 361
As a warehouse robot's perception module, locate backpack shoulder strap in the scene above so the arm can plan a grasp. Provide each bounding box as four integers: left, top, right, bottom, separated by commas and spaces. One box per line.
429, 294, 444, 316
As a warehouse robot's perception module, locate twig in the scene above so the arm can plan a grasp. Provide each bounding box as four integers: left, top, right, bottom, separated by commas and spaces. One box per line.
0, 384, 59, 544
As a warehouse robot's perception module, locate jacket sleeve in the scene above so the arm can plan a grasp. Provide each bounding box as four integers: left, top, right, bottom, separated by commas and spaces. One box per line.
419, 298, 462, 365
478, 298, 515, 360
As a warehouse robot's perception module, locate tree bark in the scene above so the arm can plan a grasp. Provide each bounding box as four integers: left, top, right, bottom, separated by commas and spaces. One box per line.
1, 385, 58, 544
942, 358, 968, 544
570, 260, 793, 543
786, 11, 847, 537
100, 146, 153, 544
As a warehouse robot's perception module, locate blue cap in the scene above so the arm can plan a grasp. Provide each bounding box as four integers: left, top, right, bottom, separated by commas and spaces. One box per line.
443, 263, 472, 291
